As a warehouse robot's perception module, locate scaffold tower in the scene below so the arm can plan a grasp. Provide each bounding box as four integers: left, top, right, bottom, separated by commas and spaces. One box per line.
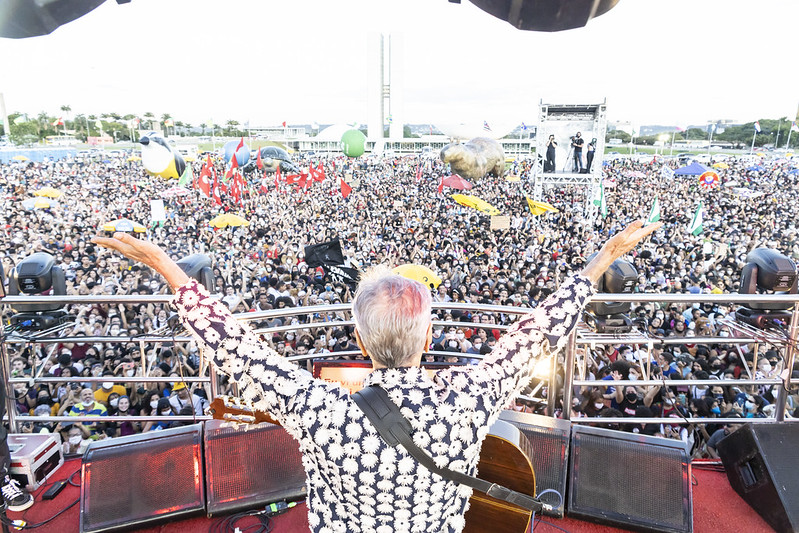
531, 101, 607, 220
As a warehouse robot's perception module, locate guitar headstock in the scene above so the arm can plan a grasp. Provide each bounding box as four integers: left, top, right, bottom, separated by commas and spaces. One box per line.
207, 395, 280, 426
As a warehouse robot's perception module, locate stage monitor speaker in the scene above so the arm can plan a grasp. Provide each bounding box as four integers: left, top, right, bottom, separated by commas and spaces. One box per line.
498, 410, 571, 517
80, 424, 205, 533
717, 423, 799, 533
204, 419, 307, 516
568, 425, 692, 533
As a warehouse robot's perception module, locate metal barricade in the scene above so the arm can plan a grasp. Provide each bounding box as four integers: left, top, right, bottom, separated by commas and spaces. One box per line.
1, 292, 797, 433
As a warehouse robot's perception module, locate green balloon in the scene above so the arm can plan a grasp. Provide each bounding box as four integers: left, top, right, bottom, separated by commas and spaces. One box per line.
340, 129, 366, 158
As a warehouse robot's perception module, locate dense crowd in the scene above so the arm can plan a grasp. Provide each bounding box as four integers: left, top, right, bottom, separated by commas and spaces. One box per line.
0, 146, 797, 457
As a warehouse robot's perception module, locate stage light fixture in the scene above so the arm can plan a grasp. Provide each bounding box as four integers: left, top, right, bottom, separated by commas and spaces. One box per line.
735, 248, 797, 329
583, 257, 637, 333
466, 0, 620, 32
176, 254, 215, 293
8, 252, 68, 331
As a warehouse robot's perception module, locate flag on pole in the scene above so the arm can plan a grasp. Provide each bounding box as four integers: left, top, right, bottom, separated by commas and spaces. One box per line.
52, 117, 64, 126
646, 197, 661, 225
198, 156, 213, 197
792, 121, 799, 133
483, 121, 491, 132
256, 147, 263, 169
689, 202, 703, 236
437, 175, 444, 194
281, 121, 287, 128
95, 119, 103, 130
675, 126, 686, 133
660, 165, 675, 180
211, 169, 222, 206
754, 121, 761, 133
340, 177, 352, 199
178, 165, 193, 187
593, 181, 607, 217
521, 122, 527, 131
415, 164, 422, 182
225, 153, 239, 181
164, 119, 174, 127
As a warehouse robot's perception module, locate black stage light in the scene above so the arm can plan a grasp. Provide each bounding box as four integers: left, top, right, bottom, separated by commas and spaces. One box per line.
736, 248, 797, 329
583, 257, 637, 333
176, 254, 215, 293
8, 252, 69, 330
466, 0, 620, 32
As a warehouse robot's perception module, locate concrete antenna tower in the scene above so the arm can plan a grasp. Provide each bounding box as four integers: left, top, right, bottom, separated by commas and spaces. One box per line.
367, 33, 404, 140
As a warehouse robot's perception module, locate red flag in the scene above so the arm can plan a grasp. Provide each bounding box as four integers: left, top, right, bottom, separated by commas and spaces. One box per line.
198, 156, 213, 197
286, 173, 300, 185
313, 163, 326, 182
211, 169, 221, 206
225, 154, 239, 181
281, 121, 287, 128
256, 147, 263, 169
437, 175, 444, 194
416, 164, 422, 182
235, 136, 244, 153
340, 177, 352, 199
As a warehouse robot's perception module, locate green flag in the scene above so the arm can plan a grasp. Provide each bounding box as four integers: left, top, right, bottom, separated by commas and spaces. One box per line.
689, 202, 703, 236
178, 165, 193, 187
593, 181, 607, 217
646, 197, 661, 225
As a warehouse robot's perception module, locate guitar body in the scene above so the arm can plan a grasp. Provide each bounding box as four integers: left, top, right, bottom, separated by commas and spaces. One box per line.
463, 435, 536, 533
209, 397, 536, 533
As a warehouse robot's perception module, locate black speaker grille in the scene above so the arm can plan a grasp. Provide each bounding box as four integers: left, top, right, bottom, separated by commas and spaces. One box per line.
82, 428, 203, 532
569, 428, 691, 533
512, 421, 568, 511
205, 421, 306, 515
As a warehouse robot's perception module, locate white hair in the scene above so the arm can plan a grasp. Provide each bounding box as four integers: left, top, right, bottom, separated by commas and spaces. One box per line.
352, 265, 432, 368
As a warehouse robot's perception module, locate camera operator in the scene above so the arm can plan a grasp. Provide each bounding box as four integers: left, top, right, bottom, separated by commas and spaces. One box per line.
571, 132, 584, 172
545, 134, 557, 172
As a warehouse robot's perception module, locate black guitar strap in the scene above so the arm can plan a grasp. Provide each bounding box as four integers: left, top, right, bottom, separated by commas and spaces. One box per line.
352, 384, 544, 513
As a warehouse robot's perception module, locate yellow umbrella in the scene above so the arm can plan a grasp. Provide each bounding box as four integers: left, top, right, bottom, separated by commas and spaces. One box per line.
505, 175, 521, 182
33, 187, 62, 198
712, 162, 729, 169
393, 264, 442, 289
209, 213, 250, 228
127, 155, 142, 162
11, 155, 29, 161
184, 156, 196, 162
33, 198, 56, 209
102, 218, 147, 233
526, 198, 559, 216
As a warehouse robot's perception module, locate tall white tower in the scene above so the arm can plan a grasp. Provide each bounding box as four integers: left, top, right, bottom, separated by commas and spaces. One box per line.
367, 33, 404, 140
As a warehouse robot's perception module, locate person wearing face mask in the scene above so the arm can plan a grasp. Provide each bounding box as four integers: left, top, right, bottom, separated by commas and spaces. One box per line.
147, 398, 176, 432
94, 372, 127, 406
61, 426, 92, 456
67, 387, 108, 437
168, 382, 208, 417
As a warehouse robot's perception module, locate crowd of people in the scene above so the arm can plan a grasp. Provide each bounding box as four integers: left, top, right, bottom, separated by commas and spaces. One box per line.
0, 145, 798, 458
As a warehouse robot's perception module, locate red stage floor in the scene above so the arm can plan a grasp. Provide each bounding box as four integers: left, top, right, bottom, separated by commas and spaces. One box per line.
8, 459, 774, 533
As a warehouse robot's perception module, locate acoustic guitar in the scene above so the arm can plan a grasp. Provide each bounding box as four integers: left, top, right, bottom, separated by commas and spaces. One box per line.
208, 396, 536, 533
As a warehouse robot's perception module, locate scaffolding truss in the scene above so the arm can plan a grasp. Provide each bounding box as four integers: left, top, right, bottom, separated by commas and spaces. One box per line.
531, 101, 607, 220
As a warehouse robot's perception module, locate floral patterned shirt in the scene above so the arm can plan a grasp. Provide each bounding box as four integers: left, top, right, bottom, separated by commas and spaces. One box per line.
174, 275, 594, 533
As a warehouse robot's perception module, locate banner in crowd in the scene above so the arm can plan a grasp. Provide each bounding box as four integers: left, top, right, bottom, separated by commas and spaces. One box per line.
327, 264, 360, 288
304, 239, 345, 268
490, 216, 511, 230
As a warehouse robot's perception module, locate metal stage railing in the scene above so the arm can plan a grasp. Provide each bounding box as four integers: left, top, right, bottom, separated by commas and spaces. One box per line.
1, 291, 797, 437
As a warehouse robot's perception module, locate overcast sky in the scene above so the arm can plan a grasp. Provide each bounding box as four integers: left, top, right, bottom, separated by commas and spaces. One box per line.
1, 0, 796, 128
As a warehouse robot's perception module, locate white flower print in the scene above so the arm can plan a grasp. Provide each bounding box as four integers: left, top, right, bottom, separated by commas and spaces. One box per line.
172, 277, 594, 533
